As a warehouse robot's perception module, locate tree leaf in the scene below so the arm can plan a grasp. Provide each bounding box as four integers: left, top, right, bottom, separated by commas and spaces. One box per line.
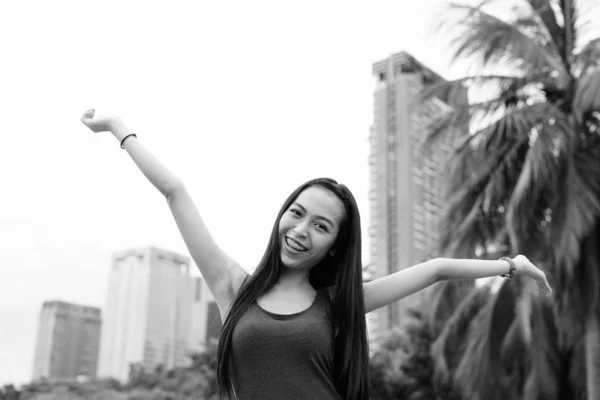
438, 2, 568, 81
573, 67, 600, 114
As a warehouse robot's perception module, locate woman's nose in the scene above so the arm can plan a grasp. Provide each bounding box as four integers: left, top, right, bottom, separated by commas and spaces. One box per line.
292, 221, 310, 237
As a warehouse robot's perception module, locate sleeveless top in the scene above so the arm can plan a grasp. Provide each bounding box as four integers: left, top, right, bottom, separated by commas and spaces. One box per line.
230, 286, 341, 400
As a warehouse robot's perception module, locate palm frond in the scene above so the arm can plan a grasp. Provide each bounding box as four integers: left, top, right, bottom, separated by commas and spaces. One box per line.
439, 141, 518, 255
499, 289, 537, 395
465, 100, 551, 155
573, 67, 600, 115
556, 220, 600, 331
574, 0, 600, 52
418, 74, 547, 105
427, 280, 476, 337
419, 75, 521, 148
522, 296, 562, 400
451, 280, 518, 399
559, 0, 578, 66
421, 103, 469, 149
501, 280, 538, 364
420, 72, 557, 156
430, 283, 493, 385
550, 144, 600, 299
565, 335, 587, 399
423, 97, 513, 152
438, 103, 557, 255
505, 110, 571, 253
437, 2, 568, 81
574, 37, 600, 77
526, 0, 567, 59
526, 0, 579, 70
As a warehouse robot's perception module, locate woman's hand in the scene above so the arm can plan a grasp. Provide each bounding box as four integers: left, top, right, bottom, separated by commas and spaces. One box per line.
513, 255, 553, 297
80, 109, 121, 133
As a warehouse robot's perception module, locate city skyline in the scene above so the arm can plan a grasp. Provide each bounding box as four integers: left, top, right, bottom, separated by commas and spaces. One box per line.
0, 0, 460, 386
30, 246, 220, 383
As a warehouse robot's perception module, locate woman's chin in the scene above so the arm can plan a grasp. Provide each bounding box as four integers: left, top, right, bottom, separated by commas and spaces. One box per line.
280, 252, 310, 269
280, 254, 299, 268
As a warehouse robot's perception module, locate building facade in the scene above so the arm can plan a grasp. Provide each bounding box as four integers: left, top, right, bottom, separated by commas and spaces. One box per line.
188, 276, 222, 351
31, 300, 101, 381
367, 52, 458, 342
97, 246, 219, 382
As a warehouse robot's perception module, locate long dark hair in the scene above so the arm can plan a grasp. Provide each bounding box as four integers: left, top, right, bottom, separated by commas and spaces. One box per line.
216, 177, 369, 399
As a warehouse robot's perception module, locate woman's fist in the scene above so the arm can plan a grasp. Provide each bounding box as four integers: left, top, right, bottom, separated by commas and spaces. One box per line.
80, 109, 120, 133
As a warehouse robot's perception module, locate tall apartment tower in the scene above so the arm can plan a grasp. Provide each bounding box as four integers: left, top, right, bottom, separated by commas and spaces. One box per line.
97, 246, 218, 382
31, 300, 102, 381
188, 276, 222, 351
367, 52, 457, 341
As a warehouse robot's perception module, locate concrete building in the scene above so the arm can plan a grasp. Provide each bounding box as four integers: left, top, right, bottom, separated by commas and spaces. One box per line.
97, 246, 220, 382
367, 52, 459, 342
188, 276, 222, 351
31, 300, 101, 381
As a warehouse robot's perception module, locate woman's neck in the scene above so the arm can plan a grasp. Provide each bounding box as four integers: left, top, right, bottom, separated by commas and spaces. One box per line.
276, 267, 313, 291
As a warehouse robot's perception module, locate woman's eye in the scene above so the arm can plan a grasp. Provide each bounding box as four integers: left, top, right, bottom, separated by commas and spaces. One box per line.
315, 223, 328, 232
289, 209, 301, 216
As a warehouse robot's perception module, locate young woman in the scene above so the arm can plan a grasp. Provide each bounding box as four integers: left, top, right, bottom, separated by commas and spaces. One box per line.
81, 109, 552, 400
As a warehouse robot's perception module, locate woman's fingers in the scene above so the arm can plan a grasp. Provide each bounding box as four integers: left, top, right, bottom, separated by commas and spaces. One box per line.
536, 272, 552, 298
518, 255, 552, 298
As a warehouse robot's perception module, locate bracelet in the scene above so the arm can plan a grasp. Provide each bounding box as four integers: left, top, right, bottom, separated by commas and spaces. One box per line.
120, 133, 137, 149
499, 257, 516, 280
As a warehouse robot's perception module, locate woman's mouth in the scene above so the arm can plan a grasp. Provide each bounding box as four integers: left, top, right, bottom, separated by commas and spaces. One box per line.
285, 237, 308, 252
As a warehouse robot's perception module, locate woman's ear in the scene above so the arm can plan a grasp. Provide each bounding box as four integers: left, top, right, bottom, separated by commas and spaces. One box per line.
329, 248, 336, 257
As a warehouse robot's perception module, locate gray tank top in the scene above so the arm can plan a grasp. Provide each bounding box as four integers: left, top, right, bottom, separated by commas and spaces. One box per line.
231, 286, 341, 400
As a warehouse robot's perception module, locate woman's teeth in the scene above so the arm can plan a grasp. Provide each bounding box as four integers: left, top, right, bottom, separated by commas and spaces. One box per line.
286, 237, 308, 251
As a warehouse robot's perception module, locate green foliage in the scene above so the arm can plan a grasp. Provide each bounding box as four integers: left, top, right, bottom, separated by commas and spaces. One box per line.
0, 385, 20, 400
12, 339, 218, 400
369, 309, 463, 400
125, 338, 219, 400
18, 378, 126, 400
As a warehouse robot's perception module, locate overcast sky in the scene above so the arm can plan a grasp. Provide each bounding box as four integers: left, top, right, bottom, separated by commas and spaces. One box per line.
0, 0, 462, 386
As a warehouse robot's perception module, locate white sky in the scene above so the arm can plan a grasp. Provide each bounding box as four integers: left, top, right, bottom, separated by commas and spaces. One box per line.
0, 0, 457, 386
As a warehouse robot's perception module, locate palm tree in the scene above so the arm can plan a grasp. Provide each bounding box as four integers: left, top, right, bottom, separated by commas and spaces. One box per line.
420, 0, 600, 398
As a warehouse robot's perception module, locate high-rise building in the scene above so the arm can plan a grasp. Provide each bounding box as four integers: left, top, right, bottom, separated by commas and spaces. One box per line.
31, 300, 101, 381
367, 52, 460, 342
97, 246, 219, 382
188, 276, 222, 351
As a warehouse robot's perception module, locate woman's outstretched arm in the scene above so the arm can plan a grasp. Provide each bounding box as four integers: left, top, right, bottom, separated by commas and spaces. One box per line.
363, 255, 552, 314
81, 109, 248, 316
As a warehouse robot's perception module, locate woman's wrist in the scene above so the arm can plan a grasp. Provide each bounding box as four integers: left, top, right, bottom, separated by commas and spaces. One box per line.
109, 118, 130, 142
512, 255, 533, 276
499, 257, 517, 279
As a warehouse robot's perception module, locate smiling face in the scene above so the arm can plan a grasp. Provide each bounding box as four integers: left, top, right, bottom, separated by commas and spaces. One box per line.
278, 185, 346, 270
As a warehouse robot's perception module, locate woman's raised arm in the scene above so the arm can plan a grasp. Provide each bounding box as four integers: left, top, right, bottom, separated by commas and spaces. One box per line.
81, 109, 248, 316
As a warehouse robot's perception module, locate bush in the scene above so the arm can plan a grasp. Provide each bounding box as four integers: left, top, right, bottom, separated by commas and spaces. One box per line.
369, 309, 463, 400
